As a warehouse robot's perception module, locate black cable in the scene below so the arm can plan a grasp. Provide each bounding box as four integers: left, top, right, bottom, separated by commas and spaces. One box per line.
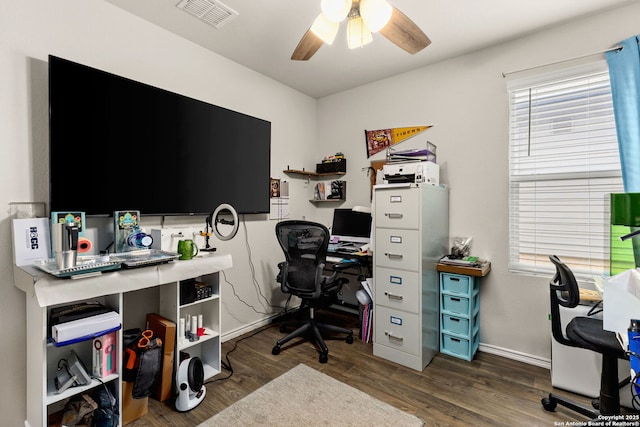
241, 215, 284, 311
221, 270, 280, 316
204, 322, 275, 384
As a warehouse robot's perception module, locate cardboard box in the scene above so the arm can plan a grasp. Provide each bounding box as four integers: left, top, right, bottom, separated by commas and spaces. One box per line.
122, 380, 148, 425
146, 313, 177, 402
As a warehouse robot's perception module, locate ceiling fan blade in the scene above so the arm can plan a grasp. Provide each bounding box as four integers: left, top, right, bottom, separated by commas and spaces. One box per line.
291, 29, 324, 60
379, 6, 431, 55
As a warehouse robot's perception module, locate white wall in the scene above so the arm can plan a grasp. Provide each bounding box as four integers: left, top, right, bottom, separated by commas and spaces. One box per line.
317, 2, 640, 362
0, 1, 317, 424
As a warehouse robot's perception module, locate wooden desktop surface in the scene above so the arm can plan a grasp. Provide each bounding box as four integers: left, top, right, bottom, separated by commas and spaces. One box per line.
436, 261, 491, 277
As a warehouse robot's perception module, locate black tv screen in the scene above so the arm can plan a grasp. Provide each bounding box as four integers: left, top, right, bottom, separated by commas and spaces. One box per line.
48, 55, 271, 216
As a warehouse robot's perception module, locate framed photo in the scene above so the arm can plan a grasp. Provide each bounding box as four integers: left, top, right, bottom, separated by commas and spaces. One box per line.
270, 178, 281, 198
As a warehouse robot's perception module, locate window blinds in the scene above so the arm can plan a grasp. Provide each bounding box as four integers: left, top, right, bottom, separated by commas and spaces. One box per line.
507, 61, 622, 278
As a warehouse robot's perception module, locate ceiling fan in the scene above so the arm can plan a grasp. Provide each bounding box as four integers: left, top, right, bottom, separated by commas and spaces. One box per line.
292, 0, 430, 60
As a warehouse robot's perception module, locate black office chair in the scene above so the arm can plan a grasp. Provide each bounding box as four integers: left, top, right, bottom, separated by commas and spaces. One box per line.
271, 220, 354, 363
542, 255, 628, 417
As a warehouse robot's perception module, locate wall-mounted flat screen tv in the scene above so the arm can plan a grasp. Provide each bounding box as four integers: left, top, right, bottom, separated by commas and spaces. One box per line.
48, 55, 271, 216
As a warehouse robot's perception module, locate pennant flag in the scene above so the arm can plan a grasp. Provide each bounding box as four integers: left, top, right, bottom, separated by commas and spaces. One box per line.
364, 126, 432, 158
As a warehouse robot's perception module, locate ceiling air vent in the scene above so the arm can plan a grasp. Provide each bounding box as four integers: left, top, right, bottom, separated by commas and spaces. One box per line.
176, 0, 239, 29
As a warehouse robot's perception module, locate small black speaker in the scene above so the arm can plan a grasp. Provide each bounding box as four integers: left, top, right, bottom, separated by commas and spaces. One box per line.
180, 279, 197, 305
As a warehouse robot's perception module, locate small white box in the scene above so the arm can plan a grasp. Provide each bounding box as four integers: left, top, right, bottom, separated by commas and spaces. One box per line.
12, 218, 51, 266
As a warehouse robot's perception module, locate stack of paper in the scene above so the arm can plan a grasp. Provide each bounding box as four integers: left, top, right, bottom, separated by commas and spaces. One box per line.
387, 144, 437, 163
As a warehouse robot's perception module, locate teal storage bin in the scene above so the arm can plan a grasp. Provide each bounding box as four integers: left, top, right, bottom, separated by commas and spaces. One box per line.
441, 332, 479, 361
441, 274, 472, 294
442, 294, 470, 314
439, 272, 481, 361
442, 314, 469, 335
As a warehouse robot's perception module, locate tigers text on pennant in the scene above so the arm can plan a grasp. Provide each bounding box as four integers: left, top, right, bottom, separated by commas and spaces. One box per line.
364, 126, 432, 158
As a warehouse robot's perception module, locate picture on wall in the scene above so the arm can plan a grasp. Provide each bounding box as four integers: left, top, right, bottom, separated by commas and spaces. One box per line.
364, 125, 432, 158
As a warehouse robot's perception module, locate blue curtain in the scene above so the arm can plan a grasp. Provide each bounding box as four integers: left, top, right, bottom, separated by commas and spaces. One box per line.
606, 35, 640, 268
606, 35, 640, 192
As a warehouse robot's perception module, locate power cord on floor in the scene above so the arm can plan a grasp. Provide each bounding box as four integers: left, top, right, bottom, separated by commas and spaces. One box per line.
204, 321, 278, 384
206, 216, 298, 384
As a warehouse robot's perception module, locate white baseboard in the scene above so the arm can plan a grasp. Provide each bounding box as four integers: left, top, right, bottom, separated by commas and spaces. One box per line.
479, 342, 551, 370
220, 319, 553, 371
221, 312, 283, 342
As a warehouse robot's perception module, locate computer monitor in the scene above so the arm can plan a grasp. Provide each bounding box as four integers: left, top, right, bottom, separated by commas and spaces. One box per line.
330, 208, 372, 244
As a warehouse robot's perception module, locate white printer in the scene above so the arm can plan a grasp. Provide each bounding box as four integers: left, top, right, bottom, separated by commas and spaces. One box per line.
383, 161, 439, 185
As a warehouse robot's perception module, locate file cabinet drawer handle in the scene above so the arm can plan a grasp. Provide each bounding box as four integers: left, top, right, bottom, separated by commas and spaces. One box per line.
384, 292, 403, 300
450, 277, 460, 282
385, 253, 403, 259
450, 297, 461, 302
385, 213, 403, 219
385, 332, 404, 342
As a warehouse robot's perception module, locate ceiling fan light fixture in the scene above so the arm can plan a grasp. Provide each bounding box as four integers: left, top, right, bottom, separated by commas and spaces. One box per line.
347, 16, 373, 49
359, 0, 392, 32
320, 0, 352, 22
310, 13, 340, 44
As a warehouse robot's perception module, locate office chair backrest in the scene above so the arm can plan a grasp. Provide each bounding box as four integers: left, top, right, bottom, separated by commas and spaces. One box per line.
275, 220, 330, 299
548, 255, 581, 346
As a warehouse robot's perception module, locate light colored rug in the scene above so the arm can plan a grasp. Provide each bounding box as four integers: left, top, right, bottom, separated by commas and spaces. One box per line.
197, 363, 424, 426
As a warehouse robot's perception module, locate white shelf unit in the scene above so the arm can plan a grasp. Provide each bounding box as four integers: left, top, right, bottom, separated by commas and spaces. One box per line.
159, 273, 222, 381
14, 253, 232, 427
44, 294, 122, 411
372, 183, 448, 371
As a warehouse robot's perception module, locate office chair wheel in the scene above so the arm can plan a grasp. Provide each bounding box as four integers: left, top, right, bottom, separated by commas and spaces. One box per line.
319, 351, 328, 364
279, 325, 287, 333
272, 345, 281, 356
541, 396, 557, 412
346, 335, 354, 344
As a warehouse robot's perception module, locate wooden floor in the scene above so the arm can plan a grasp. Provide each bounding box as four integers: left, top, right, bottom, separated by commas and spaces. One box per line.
128, 309, 625, 427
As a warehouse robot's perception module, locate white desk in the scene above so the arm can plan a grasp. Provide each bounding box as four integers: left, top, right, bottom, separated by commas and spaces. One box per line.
15, 253, 232, 427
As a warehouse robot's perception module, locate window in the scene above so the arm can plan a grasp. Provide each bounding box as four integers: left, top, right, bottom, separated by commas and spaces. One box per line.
508, 61, 623, 278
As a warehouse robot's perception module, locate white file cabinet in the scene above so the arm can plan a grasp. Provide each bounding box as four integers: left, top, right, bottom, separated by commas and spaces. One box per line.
373, 183, 448, 371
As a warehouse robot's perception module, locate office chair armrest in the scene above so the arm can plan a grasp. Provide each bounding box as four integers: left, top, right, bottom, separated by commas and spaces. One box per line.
276, 261, 286, 284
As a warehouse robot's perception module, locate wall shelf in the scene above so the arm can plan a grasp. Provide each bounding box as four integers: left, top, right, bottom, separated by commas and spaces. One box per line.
283, 169, 346, 178
309, 199, 345, 203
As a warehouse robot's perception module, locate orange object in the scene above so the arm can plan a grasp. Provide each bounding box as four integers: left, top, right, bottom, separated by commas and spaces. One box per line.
125, 348, 137, 370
